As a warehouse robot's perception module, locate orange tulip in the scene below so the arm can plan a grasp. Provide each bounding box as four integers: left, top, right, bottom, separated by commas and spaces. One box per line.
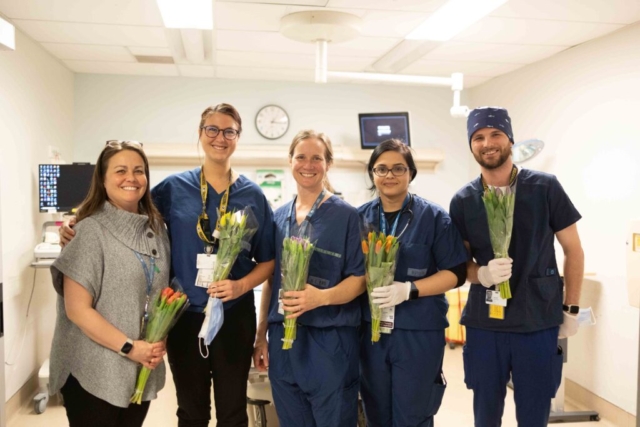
375, 240, 382, 254
362, 240, 369, 255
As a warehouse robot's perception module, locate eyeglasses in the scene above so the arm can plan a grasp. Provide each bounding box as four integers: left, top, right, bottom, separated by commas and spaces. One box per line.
200, 126, 240, 140
105, 140, 143, 148
372, 165, 410, 177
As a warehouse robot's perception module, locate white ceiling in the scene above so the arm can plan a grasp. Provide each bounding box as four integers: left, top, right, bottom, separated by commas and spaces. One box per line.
0, 0, 638, 88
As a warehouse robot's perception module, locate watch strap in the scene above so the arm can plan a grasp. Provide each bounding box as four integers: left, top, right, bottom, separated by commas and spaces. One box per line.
408, 281, 419, 300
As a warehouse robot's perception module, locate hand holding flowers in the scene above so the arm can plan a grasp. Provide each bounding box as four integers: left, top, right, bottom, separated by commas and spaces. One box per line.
482, 186, 515, 299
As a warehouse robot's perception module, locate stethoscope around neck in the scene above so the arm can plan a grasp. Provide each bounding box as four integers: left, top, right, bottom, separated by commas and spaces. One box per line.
378, 192, 414, 239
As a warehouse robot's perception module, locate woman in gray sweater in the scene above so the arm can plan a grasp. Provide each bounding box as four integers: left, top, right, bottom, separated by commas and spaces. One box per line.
50, 141, 170, 427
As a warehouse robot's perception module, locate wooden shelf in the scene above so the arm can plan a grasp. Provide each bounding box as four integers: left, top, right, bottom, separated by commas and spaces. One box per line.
144, 143, 444, 172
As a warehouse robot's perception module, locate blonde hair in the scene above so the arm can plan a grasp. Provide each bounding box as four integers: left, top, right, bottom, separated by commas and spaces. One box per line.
288, 130, 335, 193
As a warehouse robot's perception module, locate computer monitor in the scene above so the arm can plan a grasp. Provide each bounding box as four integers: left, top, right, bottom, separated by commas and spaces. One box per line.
359, 112, 411, 149
39, 164, 94, 213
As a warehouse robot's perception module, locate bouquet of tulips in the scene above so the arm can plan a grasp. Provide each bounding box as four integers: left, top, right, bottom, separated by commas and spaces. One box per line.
131, 280, 189, 404
199, 207, 258, 347
482, 186, 515, 299
280, 235, 315, 350
362, 229, 400, 343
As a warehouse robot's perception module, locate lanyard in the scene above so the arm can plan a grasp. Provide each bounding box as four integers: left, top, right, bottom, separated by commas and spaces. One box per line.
481, 165, 518, 192
285, 189, 326, 238
133, 251, 156, 337
196, 167, 231, 248
379, 194, 410, 236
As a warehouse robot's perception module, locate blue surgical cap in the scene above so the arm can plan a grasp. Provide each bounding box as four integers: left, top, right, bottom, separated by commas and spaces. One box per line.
467, 107, 514, 148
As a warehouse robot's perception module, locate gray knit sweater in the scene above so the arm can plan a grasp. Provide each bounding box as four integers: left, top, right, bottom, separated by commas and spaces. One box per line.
49, 202, 170, 407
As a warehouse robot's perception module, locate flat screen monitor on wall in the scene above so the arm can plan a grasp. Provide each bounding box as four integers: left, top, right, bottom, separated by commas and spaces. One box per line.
359, 112, 411, 149
39, 164, 95, 213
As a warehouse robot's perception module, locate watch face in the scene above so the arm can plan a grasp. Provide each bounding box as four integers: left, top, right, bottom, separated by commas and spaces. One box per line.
256, 105, 289, 140
121, 340, 133, 355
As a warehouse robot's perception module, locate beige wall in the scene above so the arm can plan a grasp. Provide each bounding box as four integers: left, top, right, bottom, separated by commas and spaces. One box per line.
469, 22, 640, 415
0, 29, 75, 400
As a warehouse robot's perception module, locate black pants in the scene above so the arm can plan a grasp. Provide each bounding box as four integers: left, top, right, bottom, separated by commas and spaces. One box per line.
60, 374, 150, 427
167, 294, 256, 427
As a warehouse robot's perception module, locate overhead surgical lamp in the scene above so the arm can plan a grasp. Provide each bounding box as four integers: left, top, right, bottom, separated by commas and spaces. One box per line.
512, 139, 544, 163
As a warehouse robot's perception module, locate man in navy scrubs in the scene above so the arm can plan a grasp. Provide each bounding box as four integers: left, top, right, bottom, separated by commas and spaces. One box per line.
449, 107, 585, 427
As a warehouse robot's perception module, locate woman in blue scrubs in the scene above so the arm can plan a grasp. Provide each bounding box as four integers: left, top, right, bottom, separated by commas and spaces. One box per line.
253, 129, 366, 427
358, 139, 468, 427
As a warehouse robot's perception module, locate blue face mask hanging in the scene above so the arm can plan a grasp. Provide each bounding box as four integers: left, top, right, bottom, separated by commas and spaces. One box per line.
198, 297, 224, 358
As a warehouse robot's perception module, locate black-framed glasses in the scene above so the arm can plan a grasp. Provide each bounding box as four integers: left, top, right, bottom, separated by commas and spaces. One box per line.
106, 140, 143, 148
200, 126, 240, 140
372, 165, 410, 177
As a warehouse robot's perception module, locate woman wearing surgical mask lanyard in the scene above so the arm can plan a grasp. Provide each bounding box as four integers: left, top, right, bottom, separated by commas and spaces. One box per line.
357, 139, 469, 427
253, 130, 366, 427
59, 104, 276, 427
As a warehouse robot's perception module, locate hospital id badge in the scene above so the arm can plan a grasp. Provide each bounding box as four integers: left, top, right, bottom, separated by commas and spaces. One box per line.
485, 290, 507, 307
380, 306, 395, 334
195, 254, 216, 288
278, 289, 285, 315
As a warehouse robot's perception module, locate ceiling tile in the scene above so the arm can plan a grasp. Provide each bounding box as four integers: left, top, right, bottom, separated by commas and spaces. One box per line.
215, 3, 288, 32
454, 17, 625, 46
215, 65, 314, 82
13, 20, 167, 47
64, 60, 179, 76
326, 0, 447, 13
216, 30, 315, 54
178, 65, 215, 77
128, 46, 173, 57
401, 60, 524, 77
0, 0, 163, 26
41, 43, 135, 62
216, 50, 375, 71
358, 10, 428, 37
490, 0, 640, 24
218, 0, 327, 5
462, 75, 493, 88
328, 36, 401, 57
424, 41, 568, 64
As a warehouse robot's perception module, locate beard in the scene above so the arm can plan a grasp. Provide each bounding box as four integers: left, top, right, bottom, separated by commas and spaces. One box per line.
474, 144, 512, 170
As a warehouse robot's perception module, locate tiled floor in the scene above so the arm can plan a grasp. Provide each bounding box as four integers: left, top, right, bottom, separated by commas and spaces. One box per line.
9, 345, 615, 426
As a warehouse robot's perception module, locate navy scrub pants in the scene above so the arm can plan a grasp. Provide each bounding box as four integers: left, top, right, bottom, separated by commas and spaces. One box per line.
360, 326, 446, 427
463, 326, 563, 427
268, 323, 360, 427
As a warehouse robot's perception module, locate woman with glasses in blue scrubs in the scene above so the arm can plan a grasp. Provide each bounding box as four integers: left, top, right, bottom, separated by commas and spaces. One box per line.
253, 129, 366, 427
357, 139, 468, 427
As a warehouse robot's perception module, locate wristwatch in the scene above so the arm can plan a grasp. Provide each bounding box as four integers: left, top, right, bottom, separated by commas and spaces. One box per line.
408, 281, 419, 300
118, 338, 134, 357
562, 304, 579, 314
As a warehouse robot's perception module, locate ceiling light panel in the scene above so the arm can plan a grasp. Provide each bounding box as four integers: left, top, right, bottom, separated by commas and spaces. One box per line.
405, 0, 508, 41
156, 0, 213, 29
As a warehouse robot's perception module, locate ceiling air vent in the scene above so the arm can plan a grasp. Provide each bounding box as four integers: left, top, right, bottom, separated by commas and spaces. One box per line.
134, 55, 174, 64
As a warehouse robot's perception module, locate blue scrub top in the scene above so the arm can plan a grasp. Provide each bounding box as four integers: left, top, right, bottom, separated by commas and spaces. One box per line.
449, 168, 581, 332
358, 195, 468, 330
152, 168, 276, 312
267, 195, 365, 328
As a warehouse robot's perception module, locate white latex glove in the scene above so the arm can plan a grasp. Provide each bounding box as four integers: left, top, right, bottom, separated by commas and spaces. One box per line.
477, 258, 513, 288
558, 312, 579, 339
371, 281, 410, 308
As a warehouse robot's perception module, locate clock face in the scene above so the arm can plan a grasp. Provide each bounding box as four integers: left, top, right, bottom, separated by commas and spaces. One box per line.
256, 105, 289, 140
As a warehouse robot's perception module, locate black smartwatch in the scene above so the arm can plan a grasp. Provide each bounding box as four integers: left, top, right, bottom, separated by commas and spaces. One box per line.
118, 338, 134, 357
408, 281, 419, 300
562, 304, 579, 314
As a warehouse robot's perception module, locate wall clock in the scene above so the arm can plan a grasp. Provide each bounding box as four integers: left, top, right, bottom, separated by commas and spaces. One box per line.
255, 105, 289, 140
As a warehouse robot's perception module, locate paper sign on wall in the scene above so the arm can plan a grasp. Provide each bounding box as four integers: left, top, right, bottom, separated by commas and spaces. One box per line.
257, 169, 284, 210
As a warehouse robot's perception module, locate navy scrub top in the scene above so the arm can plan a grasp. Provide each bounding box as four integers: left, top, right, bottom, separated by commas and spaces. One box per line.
152, 168, 276, 312
358, 195, 468, 331
449, 168, 581, 333
268, 195, 365, 328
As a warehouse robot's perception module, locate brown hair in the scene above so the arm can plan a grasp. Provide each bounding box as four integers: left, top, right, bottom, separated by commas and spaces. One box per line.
198, 103, 243, 136
288, 129, 335, 193
76, 142, 164, 233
